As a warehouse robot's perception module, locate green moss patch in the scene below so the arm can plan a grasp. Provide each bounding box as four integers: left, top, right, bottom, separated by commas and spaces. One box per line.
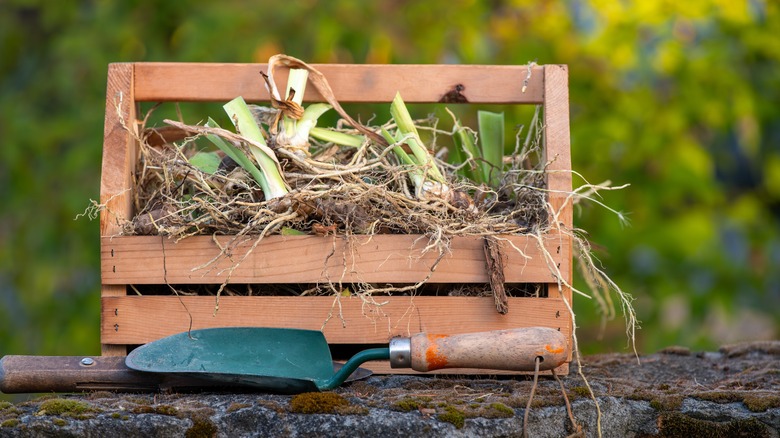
474, 402, 514, 419
0, 401, 20, 421
438, 405, 466, 429
37, 398, 98, 419
185, 414, 217, 438
693, 391, 743, 404
392, 396, 434, 412
290, 392, 350, 414
1, 419, 19, 428
649, 395, 684, 411
393, 398, 420, 412
626, 389, 654, 401
569, 386, 591, 399
743, 394, 780, 413
131, 404, 178, 416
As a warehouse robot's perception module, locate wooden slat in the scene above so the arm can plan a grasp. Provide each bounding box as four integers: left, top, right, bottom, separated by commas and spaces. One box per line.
101, 234, 569, 285
133, 63, 544, 103
101, 296, 570, 345
100, 63, 136, 357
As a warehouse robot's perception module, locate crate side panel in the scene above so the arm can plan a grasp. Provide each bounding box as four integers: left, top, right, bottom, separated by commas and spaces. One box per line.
133, 63, 544, 103
101, 296, 570, 345
101, 234, 569, 284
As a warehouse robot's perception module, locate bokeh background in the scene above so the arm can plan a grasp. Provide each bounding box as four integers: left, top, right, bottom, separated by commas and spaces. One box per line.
1, 1, 778, 363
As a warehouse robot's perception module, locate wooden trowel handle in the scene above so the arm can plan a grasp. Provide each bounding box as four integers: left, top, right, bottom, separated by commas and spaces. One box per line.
1, 355, 372, 393
0, 355, 248, 393
400, 327, 568, 372
0, 355, 166, 393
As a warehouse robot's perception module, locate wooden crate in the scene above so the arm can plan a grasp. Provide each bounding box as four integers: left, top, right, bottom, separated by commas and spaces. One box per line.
99, 62, 573, 375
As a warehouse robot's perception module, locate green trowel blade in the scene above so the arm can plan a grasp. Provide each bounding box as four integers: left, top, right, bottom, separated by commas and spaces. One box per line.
126, 327, 335, 393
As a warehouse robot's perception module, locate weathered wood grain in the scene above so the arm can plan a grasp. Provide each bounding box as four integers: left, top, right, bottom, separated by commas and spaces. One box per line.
101, 234, 569, 285
101, 296, 570, 345
133, 63, 545, 103
100, 63, 136, 356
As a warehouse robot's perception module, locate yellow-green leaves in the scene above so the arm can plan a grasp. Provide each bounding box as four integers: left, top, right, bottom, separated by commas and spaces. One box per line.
189, 151, 221, 174
386, 93, 448, 199
448, 109, 505, 188
382, 127, 426, 195
477, 110, 505, 187
220, 97, 289, 199
310, 127, 365, 147
390, 93, 445, 183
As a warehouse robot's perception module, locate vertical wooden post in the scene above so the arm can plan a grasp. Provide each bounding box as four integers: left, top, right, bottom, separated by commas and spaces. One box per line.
99, 63, 136, 356
543, 65, 574, 359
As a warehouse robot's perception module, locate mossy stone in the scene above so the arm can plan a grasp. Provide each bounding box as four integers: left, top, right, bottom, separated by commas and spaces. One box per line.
743, 394, 780, 413
290, 392, 349, 414
649, 395, 684, 411
659, 412, 773, 438
1, 419, 20, 428
185, 414, 217, 438
438, 405, 466, 429
38, 399, 94, 417
488, 402, 514, 417
393, 398, 421, 412
131, 404, 178, 416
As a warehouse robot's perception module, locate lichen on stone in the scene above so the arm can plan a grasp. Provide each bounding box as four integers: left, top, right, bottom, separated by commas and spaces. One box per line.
226, 402, 251, 413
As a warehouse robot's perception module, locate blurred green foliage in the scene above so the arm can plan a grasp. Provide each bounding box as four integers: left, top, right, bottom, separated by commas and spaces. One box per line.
1, 0, 778, 363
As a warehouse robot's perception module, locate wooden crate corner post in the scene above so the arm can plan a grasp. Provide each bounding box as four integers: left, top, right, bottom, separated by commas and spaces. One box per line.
100, 63, 137, 357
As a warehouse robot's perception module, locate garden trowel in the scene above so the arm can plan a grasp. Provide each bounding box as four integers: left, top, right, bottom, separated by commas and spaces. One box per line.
125, 326, 568, 394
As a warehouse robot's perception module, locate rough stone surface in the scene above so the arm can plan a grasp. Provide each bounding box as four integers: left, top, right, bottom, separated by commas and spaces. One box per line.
1, 341, 778, 437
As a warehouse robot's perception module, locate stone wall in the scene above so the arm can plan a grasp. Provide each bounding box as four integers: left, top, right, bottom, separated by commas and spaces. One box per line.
1, 342, 778, 437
